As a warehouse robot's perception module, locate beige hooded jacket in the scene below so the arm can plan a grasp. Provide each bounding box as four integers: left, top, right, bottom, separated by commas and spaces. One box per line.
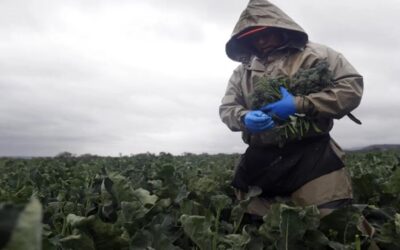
219, 0, 363, 149
220, 0, 363, 210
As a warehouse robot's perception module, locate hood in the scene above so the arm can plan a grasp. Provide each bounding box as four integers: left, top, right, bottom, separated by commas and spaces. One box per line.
226, 0, 308, 63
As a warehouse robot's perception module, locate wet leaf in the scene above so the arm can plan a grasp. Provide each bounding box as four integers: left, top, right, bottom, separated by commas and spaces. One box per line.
211, 194, 231, 212
180, 215, 213, 250
221, 225, 251, 249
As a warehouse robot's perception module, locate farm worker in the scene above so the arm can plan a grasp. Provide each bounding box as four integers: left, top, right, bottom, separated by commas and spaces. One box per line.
219, 0, 363, 218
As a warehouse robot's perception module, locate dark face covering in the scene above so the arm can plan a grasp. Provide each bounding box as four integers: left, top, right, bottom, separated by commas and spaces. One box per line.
240, 28, 288, 58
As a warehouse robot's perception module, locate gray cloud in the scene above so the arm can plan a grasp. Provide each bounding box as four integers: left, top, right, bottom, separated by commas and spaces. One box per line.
0, 0, 399, 156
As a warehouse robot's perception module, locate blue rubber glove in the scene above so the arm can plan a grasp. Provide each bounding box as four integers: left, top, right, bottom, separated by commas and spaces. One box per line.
261, 86, 296, 120
243, 110, 275, 133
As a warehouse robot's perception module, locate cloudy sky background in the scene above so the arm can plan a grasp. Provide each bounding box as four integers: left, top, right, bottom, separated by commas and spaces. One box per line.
1, 0, 399, 156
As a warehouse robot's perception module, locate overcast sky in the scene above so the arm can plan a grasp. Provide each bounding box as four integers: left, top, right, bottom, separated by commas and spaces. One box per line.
1, 0, 399, 156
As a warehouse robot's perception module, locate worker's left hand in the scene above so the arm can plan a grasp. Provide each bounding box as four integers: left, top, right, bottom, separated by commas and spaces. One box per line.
261, 86, 296, 120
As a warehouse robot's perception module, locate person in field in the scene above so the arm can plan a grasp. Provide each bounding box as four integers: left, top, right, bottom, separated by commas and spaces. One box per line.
219, 0, 363, 218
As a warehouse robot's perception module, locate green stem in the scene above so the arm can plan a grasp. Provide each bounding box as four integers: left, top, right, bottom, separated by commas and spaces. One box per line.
233, 204, 247, 234
343, 223, 350, 245
355, 234, 361, 250
14, 186, 26, 197
299, 119, 304, 138
213, 210, 221, 250
273, 86, 282, 99
285, 219, 289, 250
61, 216, 68, 236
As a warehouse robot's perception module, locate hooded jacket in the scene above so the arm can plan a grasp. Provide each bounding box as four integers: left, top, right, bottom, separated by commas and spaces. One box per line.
219, 0, 363, 148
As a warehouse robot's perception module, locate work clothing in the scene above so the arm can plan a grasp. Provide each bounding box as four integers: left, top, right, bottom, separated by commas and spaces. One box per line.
219, 0, 363, 215
234, 167, 353, 217
231, 134, 344, 198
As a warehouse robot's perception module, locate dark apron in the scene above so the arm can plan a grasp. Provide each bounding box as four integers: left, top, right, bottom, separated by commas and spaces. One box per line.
231, 134, 344, 198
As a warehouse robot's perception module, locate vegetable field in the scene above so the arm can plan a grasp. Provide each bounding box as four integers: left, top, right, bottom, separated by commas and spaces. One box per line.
0, 150, 399, 250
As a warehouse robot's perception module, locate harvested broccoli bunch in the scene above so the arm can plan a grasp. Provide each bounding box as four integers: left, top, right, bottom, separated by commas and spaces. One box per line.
251, 76, 287, 108
288, 60, 334, 96
250, 60, 334, 144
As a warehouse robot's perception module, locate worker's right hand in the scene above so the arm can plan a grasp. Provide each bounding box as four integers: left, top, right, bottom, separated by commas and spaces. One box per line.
243, 111, 275, 133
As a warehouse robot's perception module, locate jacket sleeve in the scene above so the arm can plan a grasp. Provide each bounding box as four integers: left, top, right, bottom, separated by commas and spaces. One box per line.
295, 49, 363, 119
219, 65, 249, 131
